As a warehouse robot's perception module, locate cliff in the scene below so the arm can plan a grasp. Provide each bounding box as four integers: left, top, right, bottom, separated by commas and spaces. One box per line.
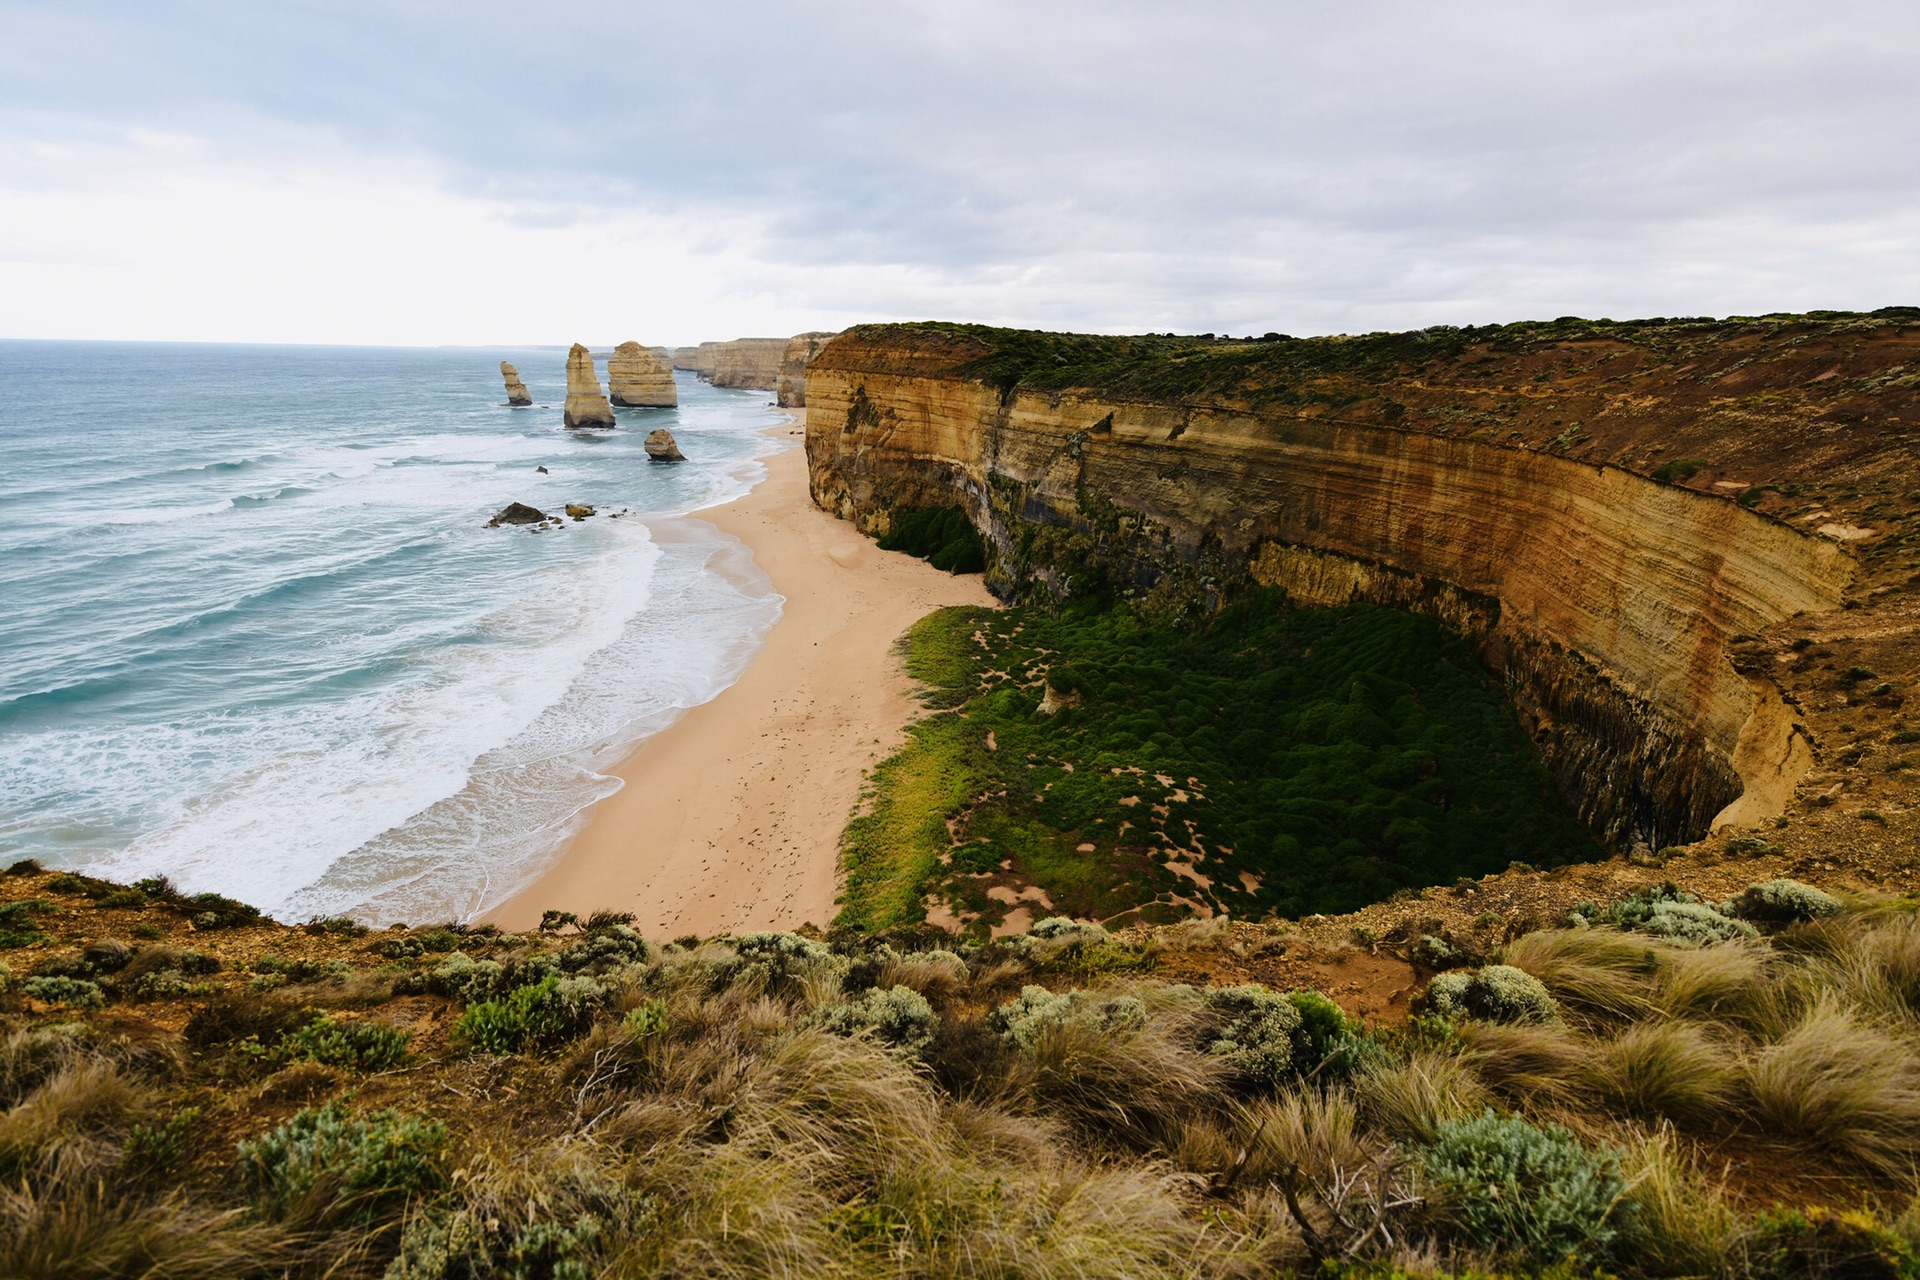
709, 338, 790, 390
607, 341, 678, 408
806, 314, 1920, 856
777, 331, 839, 407
499, 361, 531, 406
673, 343, 719, 378
562, 343, 615, 429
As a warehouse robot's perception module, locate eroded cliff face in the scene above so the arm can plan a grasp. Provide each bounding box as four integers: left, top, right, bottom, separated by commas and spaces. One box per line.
562, 343, 615, 430
806, 319, 1920, 853
776, 331, 839, 407
709, 338, 790, 391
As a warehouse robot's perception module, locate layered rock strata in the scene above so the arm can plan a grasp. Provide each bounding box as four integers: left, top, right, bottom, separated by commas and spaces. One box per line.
710, 338, 790, 391
500, 362, 532, 406
777, 331, 839, 407
562, 344, 616, 429
607, 341, 678, 408
644, 428, 685, 462
673, 344, 720, 379
807, 317, 1920, 854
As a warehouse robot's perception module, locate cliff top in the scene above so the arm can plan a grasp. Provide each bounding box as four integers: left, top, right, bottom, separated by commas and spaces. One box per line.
821, 313, 1920, 595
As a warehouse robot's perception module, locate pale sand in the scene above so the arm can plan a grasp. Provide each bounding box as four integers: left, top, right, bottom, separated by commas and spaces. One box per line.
486, 412, 995, 936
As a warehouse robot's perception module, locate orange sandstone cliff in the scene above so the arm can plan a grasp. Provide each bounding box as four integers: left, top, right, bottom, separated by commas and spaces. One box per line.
805, 315, 1920, 862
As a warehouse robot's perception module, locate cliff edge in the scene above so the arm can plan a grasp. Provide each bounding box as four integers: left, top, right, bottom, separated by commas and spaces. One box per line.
805, 314, 1920, 861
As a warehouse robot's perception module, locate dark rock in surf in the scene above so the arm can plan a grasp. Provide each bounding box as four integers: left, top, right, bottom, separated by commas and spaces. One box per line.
487, 502, 547, 527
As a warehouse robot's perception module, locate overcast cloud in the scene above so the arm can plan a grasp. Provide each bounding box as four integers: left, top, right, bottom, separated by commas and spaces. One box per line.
2, 0, 1916, 344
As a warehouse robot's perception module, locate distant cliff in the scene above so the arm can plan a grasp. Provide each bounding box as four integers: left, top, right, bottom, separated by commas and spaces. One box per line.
709, 338, 789, 390
806, 314, 1920, 855
777, 332, 839, 407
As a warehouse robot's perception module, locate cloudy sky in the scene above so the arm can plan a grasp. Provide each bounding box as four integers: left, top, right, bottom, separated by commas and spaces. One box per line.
3, 1, 1916, 346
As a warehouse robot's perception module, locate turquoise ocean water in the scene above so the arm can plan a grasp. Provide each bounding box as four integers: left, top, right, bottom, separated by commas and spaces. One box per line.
0, 341, 788, 923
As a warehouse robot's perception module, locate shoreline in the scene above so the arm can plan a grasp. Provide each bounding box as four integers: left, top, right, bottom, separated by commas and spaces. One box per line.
485, 410, 995, 935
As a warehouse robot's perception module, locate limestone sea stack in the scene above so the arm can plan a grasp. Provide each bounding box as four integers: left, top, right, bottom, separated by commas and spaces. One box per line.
776, 332, 839, 407
562, 344, 616, 429
607, 341, 678, 408
500, 362, 532, 406
644, 428, 686, 462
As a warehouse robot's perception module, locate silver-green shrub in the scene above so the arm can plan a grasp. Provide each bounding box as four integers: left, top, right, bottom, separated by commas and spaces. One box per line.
237, 1103, 446, 1220
1416, 1109, 1628, 1266
990, 984, 1147, 1049
20, 975, 104, 1008
1422, 964, 1557, 1024
812, 985, 939, 1055
1725, 879, 1843, 925
1201, 984, 1301, 1085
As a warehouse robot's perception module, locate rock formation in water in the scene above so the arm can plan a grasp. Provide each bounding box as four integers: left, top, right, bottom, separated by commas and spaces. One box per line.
565, 503, 595, 520
776, 332, 839, 407
487, 502, 547, 527
607, 341, 678, 408
500, 362, 532, 406
806, 313, 1920, 858
562, 344, 616, 430
644, 428, 686, 462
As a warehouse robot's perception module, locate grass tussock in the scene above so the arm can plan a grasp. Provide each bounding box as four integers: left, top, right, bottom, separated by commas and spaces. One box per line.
4, 867, 1920, 1276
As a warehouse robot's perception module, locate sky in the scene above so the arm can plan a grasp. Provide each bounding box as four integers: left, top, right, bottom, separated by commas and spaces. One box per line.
2, 1, 1917, 346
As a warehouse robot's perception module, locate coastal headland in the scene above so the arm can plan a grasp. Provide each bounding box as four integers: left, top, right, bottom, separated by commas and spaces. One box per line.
486, 411, 992, 936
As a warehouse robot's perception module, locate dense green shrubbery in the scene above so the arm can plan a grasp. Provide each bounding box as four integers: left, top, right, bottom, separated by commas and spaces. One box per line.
455, 975, 607, 1054
843, 596, 1598, 930
276, 1015, 411, 1071
1416, 1111, 1629, 1267
877, 506, 986, 574
237, 1103, 446, 1220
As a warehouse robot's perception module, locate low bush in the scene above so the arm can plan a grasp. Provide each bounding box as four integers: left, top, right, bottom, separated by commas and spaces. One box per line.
274, 1015, 411, 1071
455, 976, 606, 1054
1421, 965, 1558, 1024
812, 985, 939, 1055
0, 900, 53, 949
236, 1103, 446, 1220
877, 505, 986, 574
1417, 1110, 1630, 1267
1600, 884, 1757, 944
1726, 879, 1844, 924
990, 984, 1147, 1048
1746, 1206, 1920, 1280
1201, 984, 1302, 1085
20, 976, 104, 1008
184, 892, 262, 930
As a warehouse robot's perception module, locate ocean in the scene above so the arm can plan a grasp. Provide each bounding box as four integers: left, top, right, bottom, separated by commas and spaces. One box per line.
0, 341, 788, 924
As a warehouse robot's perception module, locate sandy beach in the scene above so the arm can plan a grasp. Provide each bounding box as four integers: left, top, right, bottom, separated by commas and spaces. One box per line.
487, 412, 995, 936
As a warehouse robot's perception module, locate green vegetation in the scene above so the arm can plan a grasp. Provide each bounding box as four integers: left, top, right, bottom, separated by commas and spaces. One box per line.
1649, 458, 1710, 484
840, 595, 1599, 932
851, 309, 1920, 409
877, 505, 986, 573
4, 862, 1920, 1278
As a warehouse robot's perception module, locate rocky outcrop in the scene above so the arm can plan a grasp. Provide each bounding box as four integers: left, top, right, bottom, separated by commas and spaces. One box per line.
644, 429, 686, 462
488, 502, 546, 527
711, 339, 790, 391
777, 332, 839, 407
607, 341, 678, 408
807, 317, 1920, 854
500, 362, 532, 406
562, 344, 616, 430
564, 503, 595, 520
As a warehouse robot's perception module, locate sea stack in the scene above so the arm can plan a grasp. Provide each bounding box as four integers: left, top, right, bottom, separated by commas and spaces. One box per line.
500, 362, 532, 406
607, 341, 679, 408
644, 428, 686, 462
562, 344, 616, 429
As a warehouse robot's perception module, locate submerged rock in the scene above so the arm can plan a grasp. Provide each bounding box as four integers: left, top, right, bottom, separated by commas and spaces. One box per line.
565, 503, 595, 520
562, 344, 616, 430
644, 429, 686, 462
487, 502, 547, 527
500, 361, 532, 406
607, 341, 678, 408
